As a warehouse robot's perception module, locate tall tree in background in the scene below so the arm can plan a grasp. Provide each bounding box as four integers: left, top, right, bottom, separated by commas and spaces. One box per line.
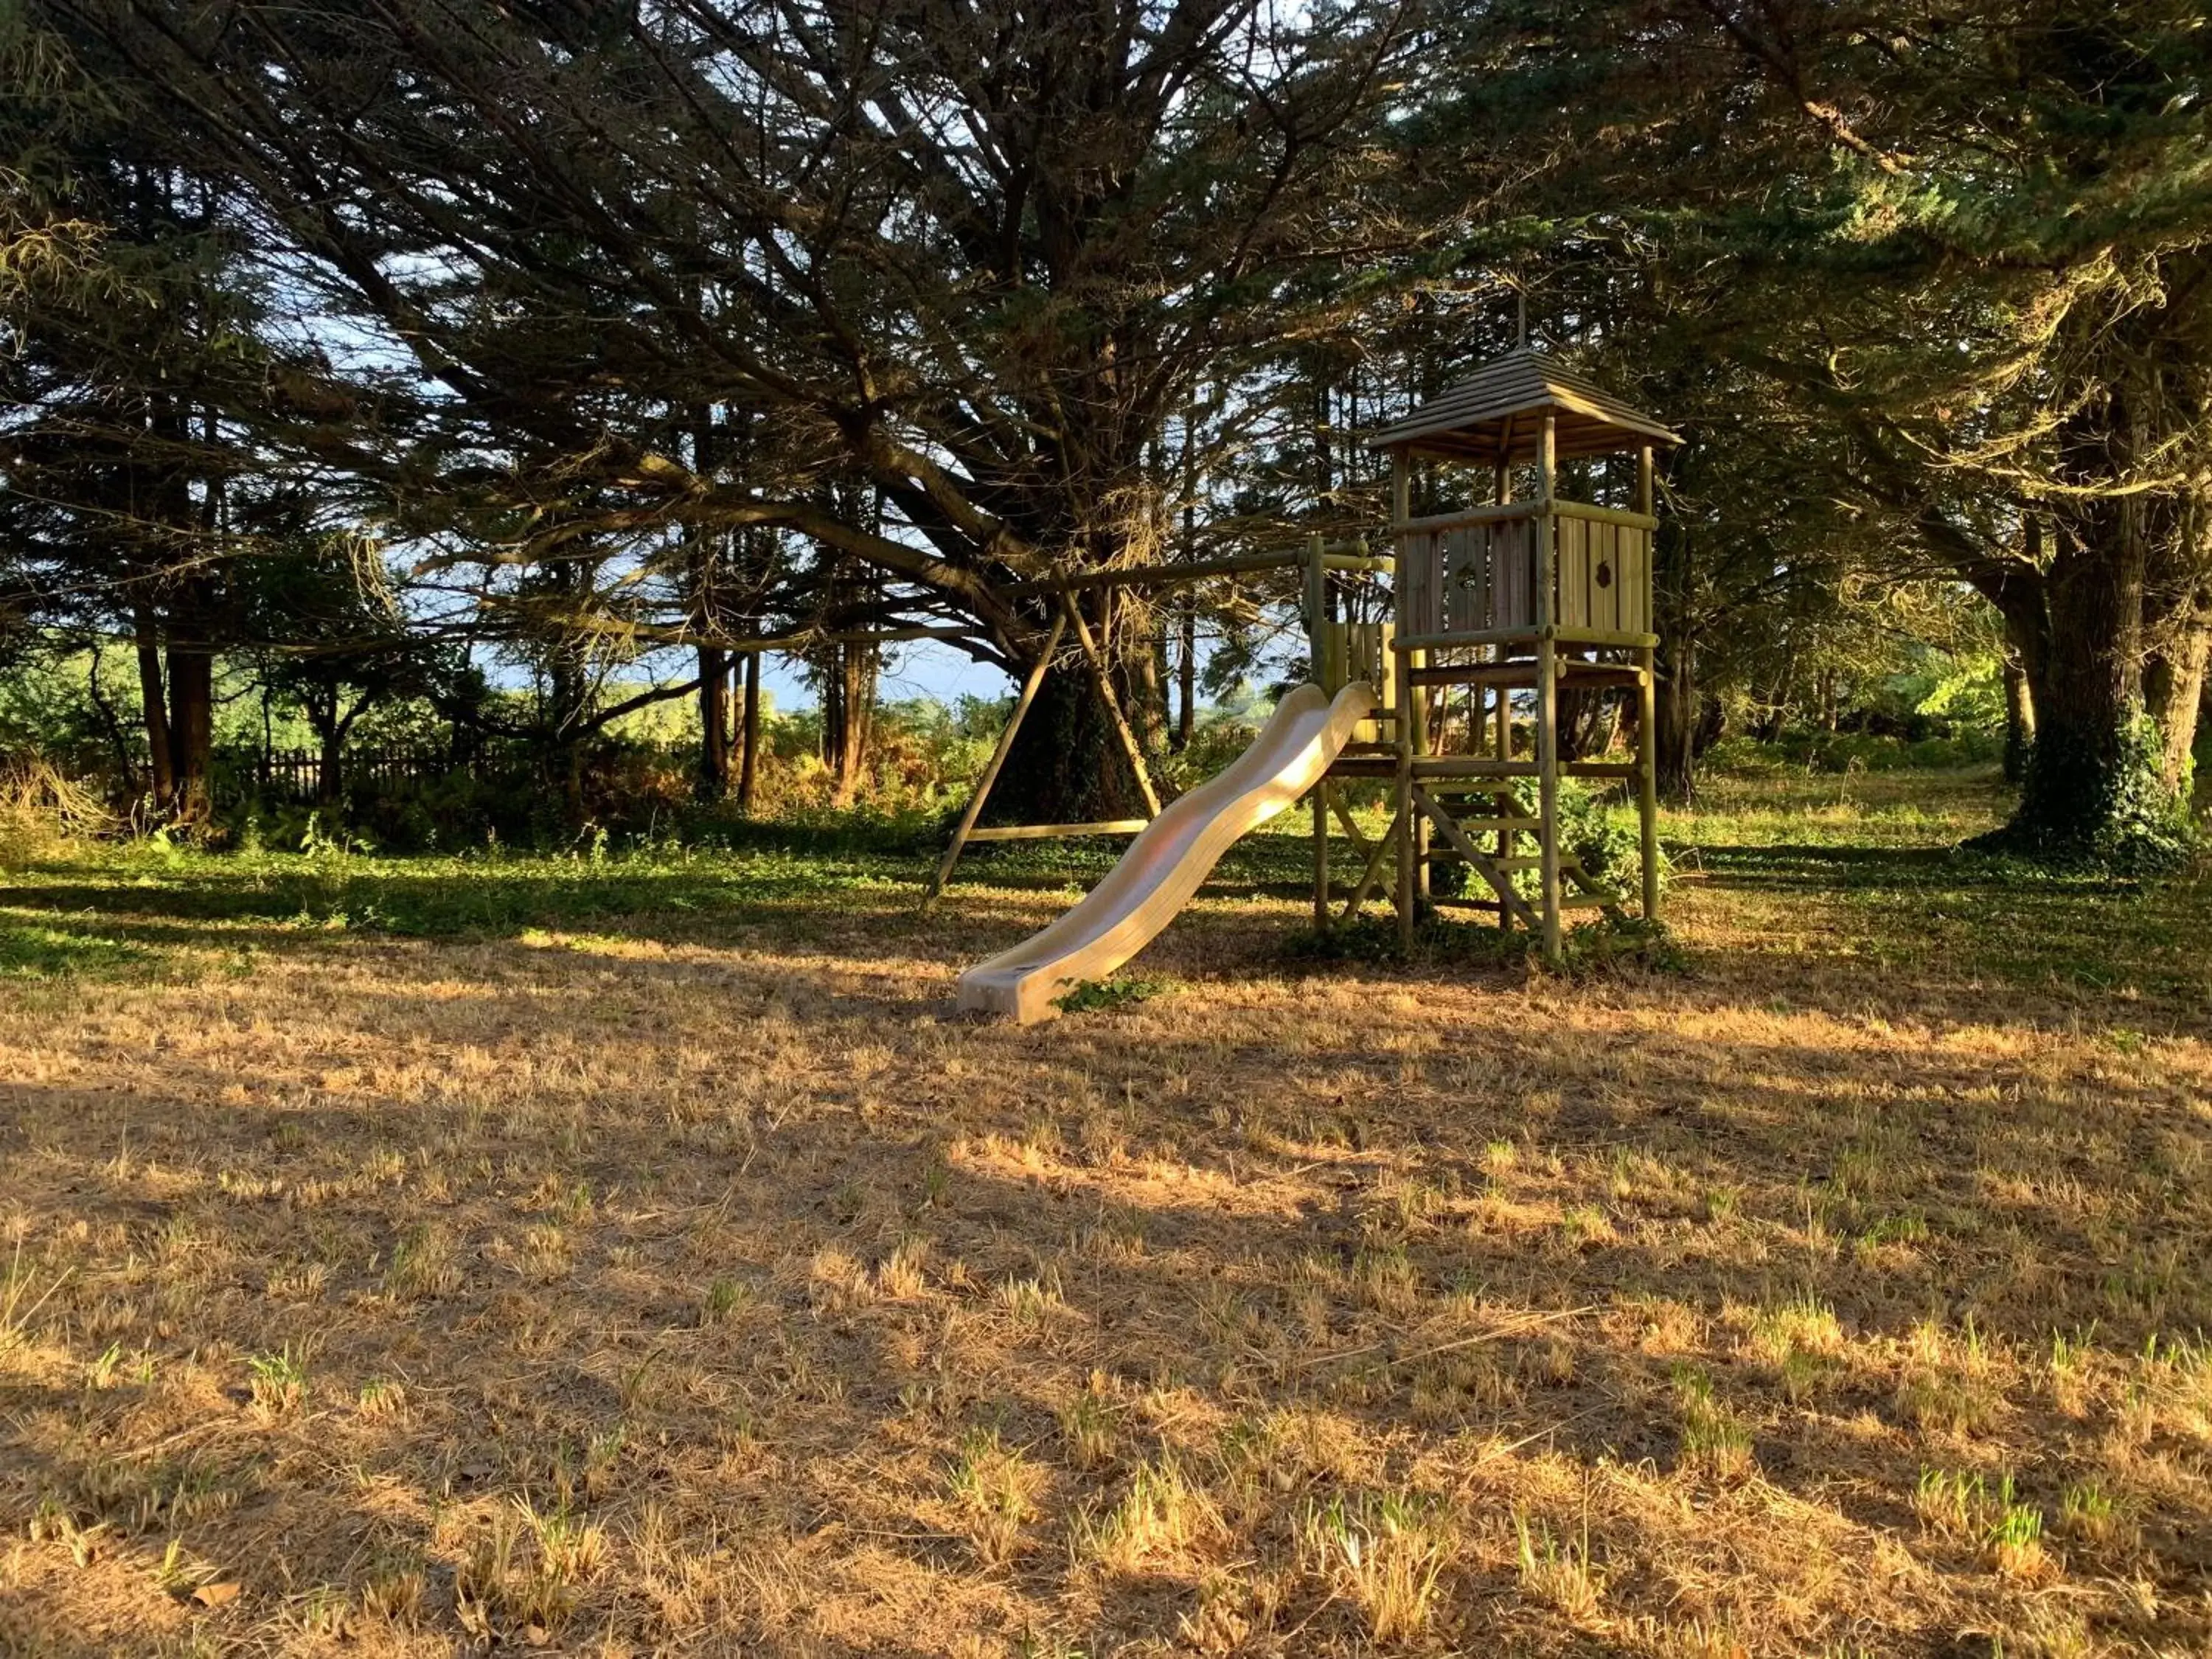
1427, 0, 2212, 855
0, 18, 274, 818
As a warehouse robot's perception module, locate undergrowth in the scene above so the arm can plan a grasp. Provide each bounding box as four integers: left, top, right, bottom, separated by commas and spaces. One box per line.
1051, 975, 1176, 1015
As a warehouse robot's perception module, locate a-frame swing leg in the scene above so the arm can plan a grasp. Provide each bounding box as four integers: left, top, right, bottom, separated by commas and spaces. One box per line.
1342, 808, 1401, 922
1062, 592, 1163, 818
922, 611, 1068, 906
1312, 779, 1332, 931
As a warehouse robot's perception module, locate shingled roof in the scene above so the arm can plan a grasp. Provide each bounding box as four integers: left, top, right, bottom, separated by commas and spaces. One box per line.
1365, 347, 1680, 463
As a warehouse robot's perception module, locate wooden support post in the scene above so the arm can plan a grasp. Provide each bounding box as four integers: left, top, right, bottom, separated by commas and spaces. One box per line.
1343, 807, 1402, 923
1304, 533, 1328, 681
1062, 592, 1163, 818
964, 818, 1150, 842
1638, 643, 1660, 922
1493, 685, 1513, 929
1413, 787, 1540, 929
1411, 656, 1431, 913
737, 649, 762, 813
1537, 633, 1562, 963
1312, 779, 1332, 931
1391, 451, 1416, 953
1634, 445, 1660, 922
1306, 531, 1333, 932
1534, 411, 1562, 961
1328, 792, 1371, 848
922, 611, 1067, 905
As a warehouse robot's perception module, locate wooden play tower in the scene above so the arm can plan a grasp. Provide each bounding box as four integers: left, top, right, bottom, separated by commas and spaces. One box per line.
1307, 347, 1680, 959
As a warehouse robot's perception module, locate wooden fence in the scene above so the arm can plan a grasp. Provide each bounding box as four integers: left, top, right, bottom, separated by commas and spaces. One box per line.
209, 742, 702, 804
213, 747, 477, 804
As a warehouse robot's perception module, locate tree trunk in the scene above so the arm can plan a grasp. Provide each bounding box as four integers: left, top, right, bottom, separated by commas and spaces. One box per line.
133, 610, 175, 810
2000, 406, 2179, 860
314, 689, 344, 804
165, 643, 215, 822
1695, 695, 1726, 754
2146, 624, 2208, 798
697, 643, 730, 801
543, 641, 590, 829
1750, 648, 1792, 742
2012, 543, 2149, 851
1652, 632, 1698, 804
737, 650, 761, 813
259, 681, 275, 794
821, 639, 877, 804
1125, 617, 1169, 759
984, 641, 1155, 827
2001, 659, 2034, 785
844, 644, 874, 801
1174, 595, 1197, 753
1557, 686, 1622, 762
86, 640, 139, 796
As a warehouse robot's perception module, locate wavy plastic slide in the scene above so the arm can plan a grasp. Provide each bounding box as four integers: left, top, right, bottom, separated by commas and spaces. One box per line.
956, 681, 1378, 1024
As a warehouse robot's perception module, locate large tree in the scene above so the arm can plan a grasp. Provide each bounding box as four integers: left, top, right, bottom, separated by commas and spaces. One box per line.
61, 0, 1418, 824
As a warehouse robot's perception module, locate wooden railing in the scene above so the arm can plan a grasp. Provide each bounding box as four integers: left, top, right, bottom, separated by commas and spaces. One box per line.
1396, 499, 1655, 639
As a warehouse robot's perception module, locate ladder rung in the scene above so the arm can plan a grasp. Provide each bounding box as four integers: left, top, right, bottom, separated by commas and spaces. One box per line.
1425, 807, 1540, 830
1413, 757, 1536, 778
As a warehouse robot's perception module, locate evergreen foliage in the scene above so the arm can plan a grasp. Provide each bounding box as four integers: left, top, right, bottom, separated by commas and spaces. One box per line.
0, 1, 2205, 855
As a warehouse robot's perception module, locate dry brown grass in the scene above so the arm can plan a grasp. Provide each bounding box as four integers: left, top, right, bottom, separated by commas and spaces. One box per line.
3, 769, 2211, 1654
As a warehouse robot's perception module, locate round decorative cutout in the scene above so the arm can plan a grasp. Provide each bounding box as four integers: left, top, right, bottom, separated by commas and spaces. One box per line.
1596, 560, 1614, 589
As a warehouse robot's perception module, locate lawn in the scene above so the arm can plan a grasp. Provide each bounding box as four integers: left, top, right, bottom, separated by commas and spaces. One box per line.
3, 763, 2210, 1656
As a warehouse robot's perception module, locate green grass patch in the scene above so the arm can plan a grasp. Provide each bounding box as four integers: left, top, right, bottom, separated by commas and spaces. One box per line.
0, 919, 153, 980
3, 763, 2208, 1016
1051, 974, 1175, 1015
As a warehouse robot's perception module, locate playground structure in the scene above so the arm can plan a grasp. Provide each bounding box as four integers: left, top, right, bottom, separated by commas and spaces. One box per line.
1335, 346, 1677, 959
950, 347, 1678, 1019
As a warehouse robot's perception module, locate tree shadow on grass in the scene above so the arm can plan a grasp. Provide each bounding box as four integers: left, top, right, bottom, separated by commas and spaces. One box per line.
1674, 838, 2209, 1025
1690, 840, 2124, 889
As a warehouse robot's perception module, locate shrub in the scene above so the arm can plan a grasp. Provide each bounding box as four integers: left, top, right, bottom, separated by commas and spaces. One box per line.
0, 754, 114, 867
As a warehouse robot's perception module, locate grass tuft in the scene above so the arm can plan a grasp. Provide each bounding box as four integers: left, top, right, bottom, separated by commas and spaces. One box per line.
1301, 1489, 1452, 1642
